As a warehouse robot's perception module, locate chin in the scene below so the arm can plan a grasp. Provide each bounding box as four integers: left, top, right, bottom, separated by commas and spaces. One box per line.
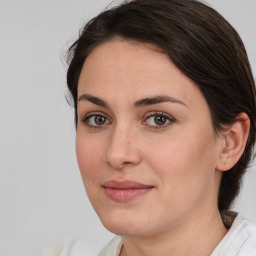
103, 221, 152, 237
98, 208, 162, 237
97, 210, 145, 235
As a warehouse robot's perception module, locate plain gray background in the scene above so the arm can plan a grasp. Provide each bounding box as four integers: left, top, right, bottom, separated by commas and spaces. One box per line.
0, 1, 255, 255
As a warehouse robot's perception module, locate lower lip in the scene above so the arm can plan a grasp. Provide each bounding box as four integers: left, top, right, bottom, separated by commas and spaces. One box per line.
104, 187, 153, 202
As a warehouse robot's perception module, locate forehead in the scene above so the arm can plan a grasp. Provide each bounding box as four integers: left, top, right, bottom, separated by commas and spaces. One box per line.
77, 40, 204, 107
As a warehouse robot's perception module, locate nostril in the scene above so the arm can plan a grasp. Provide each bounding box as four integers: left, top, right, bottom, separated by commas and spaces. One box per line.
123, 161, 132, 165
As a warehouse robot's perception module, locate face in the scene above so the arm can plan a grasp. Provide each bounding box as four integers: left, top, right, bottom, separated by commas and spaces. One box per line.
76, 40, 223, 237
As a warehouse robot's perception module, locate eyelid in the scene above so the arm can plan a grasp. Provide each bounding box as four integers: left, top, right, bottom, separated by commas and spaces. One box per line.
80, 111, 110, 121
79, 111, 176, 130
144, 111, 174, 119
80, 111, 111, 128
142, 111, 175, 129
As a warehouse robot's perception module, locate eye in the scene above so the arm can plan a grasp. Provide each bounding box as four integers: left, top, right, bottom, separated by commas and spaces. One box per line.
82, 114, 110, 128
144, 112, 174, 129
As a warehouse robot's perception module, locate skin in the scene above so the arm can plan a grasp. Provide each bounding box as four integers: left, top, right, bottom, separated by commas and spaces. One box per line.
76, 40, 239, 256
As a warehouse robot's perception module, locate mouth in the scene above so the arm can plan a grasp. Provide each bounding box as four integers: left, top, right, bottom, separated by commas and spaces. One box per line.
102, 180, 154, 202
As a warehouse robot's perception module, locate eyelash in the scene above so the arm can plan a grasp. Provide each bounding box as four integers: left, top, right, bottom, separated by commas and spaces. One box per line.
143, 112, 175, 130
81, 112, 111, 129
81, 111, 175, 130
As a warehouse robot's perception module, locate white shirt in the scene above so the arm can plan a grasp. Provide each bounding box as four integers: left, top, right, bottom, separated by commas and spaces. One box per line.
41, 212, 256, 256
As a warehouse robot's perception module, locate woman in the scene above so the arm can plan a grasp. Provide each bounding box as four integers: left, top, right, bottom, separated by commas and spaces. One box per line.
42, 0, 256, 255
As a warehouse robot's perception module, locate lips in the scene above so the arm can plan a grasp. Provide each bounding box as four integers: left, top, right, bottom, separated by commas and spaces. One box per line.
103, 180, 154, 202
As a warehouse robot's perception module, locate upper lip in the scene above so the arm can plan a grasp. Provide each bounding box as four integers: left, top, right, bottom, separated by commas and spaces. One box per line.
103, 180, 154, 189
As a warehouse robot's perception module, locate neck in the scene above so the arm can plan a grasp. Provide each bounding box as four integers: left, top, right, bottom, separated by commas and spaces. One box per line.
120, 207, 228, 256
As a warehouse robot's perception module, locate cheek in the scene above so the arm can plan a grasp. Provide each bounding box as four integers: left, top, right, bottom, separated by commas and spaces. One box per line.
145, 127, 218, 197
76, 133, 103, 185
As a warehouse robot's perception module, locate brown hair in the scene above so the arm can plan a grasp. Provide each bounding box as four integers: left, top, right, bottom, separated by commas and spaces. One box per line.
66, 0, 256, 210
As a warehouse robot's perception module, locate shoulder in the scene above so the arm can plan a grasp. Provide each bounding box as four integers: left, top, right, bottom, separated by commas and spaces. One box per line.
42, 237, 119, 256
212, 212, 256, 256
40, 241, 67, 256
226, 214, 256, 255
239, 219, 256, 255
98, 236, 122, 256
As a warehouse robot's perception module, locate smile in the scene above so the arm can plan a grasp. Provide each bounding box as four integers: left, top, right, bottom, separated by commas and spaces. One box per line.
103, 180, 154, 202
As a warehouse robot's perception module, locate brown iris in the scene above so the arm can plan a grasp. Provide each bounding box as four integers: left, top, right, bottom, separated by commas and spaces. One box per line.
94, 115, 106, 125
154, 115, 167, 125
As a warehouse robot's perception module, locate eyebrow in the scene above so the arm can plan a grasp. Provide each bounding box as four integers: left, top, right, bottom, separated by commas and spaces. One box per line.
78, 94, 109, 108
134, 96, 187, 108
77, 94, 187, 108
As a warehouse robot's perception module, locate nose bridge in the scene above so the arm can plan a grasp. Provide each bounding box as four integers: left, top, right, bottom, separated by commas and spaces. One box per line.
104, 119, 141, 169
111, 122, 130, 148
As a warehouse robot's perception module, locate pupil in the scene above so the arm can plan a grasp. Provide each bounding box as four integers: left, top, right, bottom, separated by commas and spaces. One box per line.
95, 116, 105, 125
155, 115, 166, 125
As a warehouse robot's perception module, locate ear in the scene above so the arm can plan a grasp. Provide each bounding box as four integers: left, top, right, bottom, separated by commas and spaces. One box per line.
216, 113, 250, 172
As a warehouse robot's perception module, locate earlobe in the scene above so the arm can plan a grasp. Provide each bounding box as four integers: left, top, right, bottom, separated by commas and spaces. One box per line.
216, 113, 250, 172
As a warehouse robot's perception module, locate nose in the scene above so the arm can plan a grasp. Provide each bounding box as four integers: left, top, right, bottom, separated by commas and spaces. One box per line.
103, 125, 142, 170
